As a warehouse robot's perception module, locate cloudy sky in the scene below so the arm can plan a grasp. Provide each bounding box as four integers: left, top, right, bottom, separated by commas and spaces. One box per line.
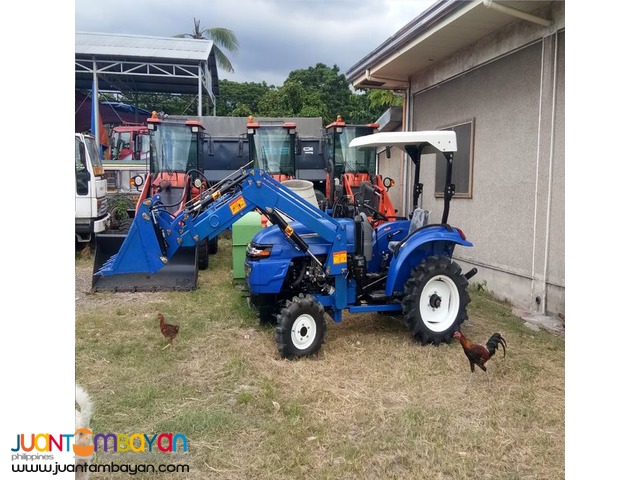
75, 0, 434, 86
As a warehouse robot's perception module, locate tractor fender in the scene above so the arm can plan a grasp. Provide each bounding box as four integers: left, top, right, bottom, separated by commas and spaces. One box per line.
384, 226, 473, 297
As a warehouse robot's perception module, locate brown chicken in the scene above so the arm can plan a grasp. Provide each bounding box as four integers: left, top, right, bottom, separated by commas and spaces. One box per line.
158, 313, 179, 349
453, 330, 506, 385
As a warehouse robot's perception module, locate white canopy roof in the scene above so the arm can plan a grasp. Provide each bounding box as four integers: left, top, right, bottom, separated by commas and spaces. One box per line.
349, 131, 457, 153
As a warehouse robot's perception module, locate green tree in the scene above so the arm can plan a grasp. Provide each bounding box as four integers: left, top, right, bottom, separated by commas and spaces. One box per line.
175, 18, 239, 73
344, 91, 373, 124
257, 88, 291, 117
344, 89, 403, 124
298, 90, 328, 119
217, 79, 270, 116
287, 63, 351, 123
230, 103, 253, 117
175, 18, 240, 115
255, 64, 350, 124
367, 89, 403, 108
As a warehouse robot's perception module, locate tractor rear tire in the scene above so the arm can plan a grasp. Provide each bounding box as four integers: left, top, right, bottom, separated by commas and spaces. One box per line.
275, 294, 326, 359
402, 256, 470, 345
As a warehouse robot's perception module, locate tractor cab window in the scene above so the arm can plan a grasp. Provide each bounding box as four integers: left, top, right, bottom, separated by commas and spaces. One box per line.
335, 126, 376, 177
327, 133, 343, 177
250, 128, 294, 177
112, 131, 133, 160
139, 134, 150, 162
110, 128, 150, 163
150, 124, 199, 174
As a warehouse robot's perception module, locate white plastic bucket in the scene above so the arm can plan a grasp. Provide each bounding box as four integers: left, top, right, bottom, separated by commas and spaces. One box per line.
279, 179, 319, 223
281, 179, 319, 208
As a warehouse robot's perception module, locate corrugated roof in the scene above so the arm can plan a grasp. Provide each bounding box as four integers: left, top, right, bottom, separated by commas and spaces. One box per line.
75, 32, 219, 99
76, 32, 213, 62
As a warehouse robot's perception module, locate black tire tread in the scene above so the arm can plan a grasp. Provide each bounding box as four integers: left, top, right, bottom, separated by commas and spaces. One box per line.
401, 255, 470, 346
197, 240, 209, 270
275, 294, 326, 359
208, 236, 219, 255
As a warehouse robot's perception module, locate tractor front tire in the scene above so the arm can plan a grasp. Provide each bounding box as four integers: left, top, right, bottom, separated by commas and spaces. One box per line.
275, 294, 326, 359
402, 256, 470, 345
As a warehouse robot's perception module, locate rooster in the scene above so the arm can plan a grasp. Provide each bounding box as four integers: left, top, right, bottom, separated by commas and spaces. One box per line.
158, 312, 179, 349
452, 330, 506, 385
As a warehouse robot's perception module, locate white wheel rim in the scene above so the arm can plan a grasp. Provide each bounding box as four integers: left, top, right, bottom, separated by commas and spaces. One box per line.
419, 275, 460, 332
291, 313, 317, 350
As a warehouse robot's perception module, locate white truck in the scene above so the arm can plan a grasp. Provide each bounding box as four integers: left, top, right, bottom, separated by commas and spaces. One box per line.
75, 132, 110, 244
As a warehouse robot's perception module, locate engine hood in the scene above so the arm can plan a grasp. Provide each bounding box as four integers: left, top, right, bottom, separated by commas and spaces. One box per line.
250, 217, 355, 256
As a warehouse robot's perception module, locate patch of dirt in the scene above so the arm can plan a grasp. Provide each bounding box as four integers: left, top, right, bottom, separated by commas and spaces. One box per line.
75, 262, 93, 304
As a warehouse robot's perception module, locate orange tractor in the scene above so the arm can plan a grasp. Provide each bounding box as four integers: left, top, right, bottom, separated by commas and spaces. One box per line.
324, 115, 399, 225
92, 112, 216, 292
246, 116, 304, 226
246, 116, 297, 183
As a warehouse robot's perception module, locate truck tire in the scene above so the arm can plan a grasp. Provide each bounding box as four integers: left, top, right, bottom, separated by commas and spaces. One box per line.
197, 240, 209, 270
275, 294, 326, 359
402, 256, 470, 346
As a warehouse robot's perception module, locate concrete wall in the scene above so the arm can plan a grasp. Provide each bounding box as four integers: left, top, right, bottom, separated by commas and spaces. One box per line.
406, 4, 564, 316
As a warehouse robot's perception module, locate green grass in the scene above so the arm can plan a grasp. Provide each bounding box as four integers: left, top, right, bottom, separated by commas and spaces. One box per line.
76, 237, 564, 479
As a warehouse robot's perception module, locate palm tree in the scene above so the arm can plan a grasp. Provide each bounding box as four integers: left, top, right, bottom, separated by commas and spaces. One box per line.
176, 18, 239, 73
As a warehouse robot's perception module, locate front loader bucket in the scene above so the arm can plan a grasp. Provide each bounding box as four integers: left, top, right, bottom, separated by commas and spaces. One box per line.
91, 233, 198, 292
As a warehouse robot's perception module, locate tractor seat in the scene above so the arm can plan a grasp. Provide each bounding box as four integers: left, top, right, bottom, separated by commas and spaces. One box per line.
388, 208, 430, 255
359, 181, 379, 212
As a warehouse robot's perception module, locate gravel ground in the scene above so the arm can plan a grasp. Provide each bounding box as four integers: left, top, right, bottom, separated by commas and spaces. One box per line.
75, 254, 164, 310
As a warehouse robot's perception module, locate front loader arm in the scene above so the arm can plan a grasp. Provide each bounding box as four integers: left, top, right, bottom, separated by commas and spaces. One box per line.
96, 168, 350, 277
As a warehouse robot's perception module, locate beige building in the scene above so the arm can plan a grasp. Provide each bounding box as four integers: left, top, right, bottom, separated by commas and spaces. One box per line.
346, 1, 565, 318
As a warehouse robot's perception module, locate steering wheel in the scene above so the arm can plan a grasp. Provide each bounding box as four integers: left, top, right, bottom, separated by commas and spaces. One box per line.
361, 203, 389, 223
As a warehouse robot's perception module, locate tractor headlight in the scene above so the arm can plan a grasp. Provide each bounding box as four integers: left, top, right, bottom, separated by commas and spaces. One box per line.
246, 243, 272, 260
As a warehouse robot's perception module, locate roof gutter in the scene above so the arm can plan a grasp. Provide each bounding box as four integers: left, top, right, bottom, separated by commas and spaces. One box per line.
364, 69, 409, 89
482, 0, 551, 27
346, 0, 464, 82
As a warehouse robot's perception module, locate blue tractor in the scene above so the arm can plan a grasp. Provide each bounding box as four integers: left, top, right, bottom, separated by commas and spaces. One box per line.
95, 131, 476, 359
